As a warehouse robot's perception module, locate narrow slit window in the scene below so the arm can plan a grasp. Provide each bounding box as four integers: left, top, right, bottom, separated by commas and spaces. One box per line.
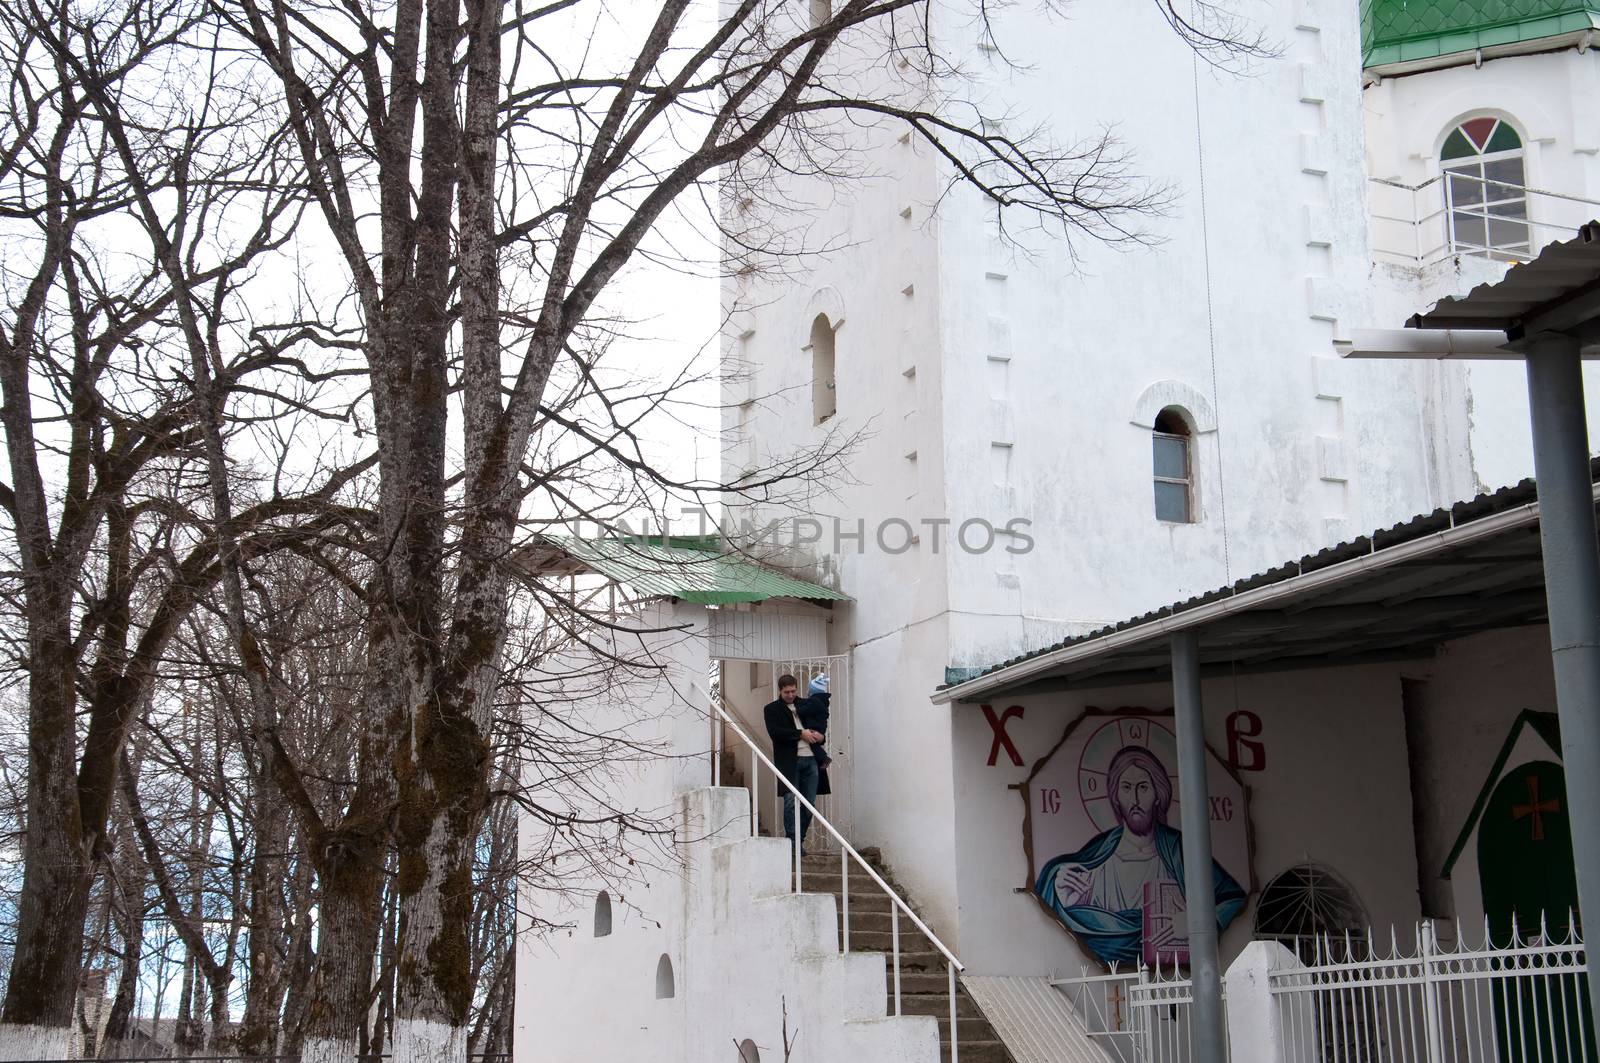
1152, 408, 1194, 524
594, 890, 612, 937
655, 954, 675, 999
811, 313, 837, 424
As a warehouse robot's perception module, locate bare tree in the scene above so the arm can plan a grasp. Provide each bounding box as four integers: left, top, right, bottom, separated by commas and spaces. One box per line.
0, 0, 1264, 1054
0, 0, 366, 1048
197, 0, 1263, 1057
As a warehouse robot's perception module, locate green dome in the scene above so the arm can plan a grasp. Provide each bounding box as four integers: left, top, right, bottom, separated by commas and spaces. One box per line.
1363, 0, 1600, 68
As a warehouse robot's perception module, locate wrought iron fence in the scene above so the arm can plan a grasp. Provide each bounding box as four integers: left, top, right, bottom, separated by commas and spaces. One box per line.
1269, 918, 1592, 1063
1053, 961, 1227, 1063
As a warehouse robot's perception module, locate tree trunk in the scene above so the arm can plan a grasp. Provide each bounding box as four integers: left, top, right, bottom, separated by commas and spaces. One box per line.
99, 833, 147, 1057
0, 633, 92, 1058
237, 813, 288, 1054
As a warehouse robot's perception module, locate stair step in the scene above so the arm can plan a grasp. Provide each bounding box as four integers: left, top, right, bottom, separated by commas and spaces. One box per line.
940, 1040, 1012, 1063
896, 992, 984, 1019
790, 844, 1016, 1063
890, 970, 953, 994
934, 1015, 1002, 1045
843, 929, 948, 953
871, 948, 951, 972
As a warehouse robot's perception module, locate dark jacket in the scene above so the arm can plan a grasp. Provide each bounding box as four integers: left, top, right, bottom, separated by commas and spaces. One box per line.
762, 692, 831, 785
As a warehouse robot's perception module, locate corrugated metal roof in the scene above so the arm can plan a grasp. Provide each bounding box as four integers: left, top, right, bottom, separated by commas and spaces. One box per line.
936, 462, 1598, 702
522, 535, 850, 605
1408, 221, 1600, 332
962, 976, 1118, 1063
1363, 0, 1600, 68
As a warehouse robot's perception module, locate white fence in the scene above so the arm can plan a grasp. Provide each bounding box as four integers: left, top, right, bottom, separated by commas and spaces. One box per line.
1054, 962, 1223, 1063
1270, 920, 1591, 1063
1053, 921, 1591, 1063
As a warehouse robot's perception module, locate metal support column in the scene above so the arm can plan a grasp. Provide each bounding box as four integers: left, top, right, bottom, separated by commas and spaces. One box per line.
1172, 629, 1226, 1063
1525, 335, 1600, 1034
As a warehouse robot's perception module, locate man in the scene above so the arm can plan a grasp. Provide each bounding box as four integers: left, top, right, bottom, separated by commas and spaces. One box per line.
1035, 744, 1246, 966
763, 673, 829, 854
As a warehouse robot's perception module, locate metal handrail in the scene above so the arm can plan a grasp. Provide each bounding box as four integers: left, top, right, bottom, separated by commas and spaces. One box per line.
1373, 171, 1600, 208
1369, 173, 1600, 266
705, 690, 965, 1059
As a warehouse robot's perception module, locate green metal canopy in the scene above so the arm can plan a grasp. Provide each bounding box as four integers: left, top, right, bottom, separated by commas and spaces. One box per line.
524, 534, 850, 606
1363, 0, 1600, 68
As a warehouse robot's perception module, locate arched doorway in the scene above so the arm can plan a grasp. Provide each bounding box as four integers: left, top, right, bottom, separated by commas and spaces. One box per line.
1478, 761, 1590, 1060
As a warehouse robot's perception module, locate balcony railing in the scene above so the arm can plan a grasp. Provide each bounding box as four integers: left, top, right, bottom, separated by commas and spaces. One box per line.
1369, 173, 1600, 268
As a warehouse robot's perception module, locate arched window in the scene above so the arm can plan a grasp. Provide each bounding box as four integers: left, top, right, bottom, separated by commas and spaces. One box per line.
1256, 864, 1372, 1060
809, 0, 831, 27
1255, 863, 1367, 962
654, 953, 675, 999
593, 890, 612, 937
1152, 408, 1194, 524
810, 313, 837, 424
1441, 116, 1530, 262
737, 1040, 761, 1062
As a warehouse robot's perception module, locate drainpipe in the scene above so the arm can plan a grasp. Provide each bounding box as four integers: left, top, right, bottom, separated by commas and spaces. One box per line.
1524, 334, 1600, 1035
1172, 630, 1226, 1063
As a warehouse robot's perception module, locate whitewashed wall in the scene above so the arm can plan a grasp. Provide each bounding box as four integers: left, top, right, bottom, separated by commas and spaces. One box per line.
514, 600, 710, 1060
945, 663, 1423, 977
514, 605, 941, 1062
938, 623, 1564, 979
1403, 625, 1563, 923
1363, 46, 1600, 494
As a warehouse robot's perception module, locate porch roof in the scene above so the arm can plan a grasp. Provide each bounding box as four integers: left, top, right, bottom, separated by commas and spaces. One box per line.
933, 467, 1600, 704
520, 534, 850, 606
1406, 220, 1600, 336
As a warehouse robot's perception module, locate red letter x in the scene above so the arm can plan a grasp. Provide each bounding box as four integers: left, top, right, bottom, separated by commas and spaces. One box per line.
983, 704, 1025, 766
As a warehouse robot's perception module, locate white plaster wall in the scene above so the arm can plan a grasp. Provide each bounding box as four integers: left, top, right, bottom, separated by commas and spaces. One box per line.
1364, 49, 1600, 210
836, 612, 964, 946
929, 0, 1445, 665
946, 665, 1423, 977
939, 624, 1567, 981
714, 0, 1600, 1001
516, 788, 942, 1062
514, 599, 711, 1061
1362, 47, 1600, 492
515, 607, 941, 1062
1401, 625, 1561, 923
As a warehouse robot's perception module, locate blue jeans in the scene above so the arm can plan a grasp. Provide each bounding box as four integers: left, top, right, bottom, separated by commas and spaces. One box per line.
782, 758, 820, 851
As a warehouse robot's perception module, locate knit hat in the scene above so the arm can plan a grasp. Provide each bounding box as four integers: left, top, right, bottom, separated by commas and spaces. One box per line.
808, 674, 830, 695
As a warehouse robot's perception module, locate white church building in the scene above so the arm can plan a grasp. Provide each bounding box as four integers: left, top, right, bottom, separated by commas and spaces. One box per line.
516, 1, 1600, 1060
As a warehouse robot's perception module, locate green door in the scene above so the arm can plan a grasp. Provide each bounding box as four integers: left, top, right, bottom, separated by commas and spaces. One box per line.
1477, 760, 1592, 1062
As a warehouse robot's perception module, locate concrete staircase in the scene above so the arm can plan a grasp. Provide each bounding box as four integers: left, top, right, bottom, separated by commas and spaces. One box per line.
799, 850, 1017, 1063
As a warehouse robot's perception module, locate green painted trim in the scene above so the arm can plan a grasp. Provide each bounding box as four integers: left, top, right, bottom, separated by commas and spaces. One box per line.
535, 534, 851, 604
1363, 1, 1600, 67
1441, 709, 1562, 879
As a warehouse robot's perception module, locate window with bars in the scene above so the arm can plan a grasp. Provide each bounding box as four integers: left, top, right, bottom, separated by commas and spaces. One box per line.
1441, 116, 1530, 262
1152, 408, 1194, 524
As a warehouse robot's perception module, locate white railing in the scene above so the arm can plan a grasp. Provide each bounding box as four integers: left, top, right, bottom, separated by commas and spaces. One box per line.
1270, 918, 1591, 1063
707, 693, 968, 1061
1369, 174, 1600, 268
1053, 961, 1222, 1063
